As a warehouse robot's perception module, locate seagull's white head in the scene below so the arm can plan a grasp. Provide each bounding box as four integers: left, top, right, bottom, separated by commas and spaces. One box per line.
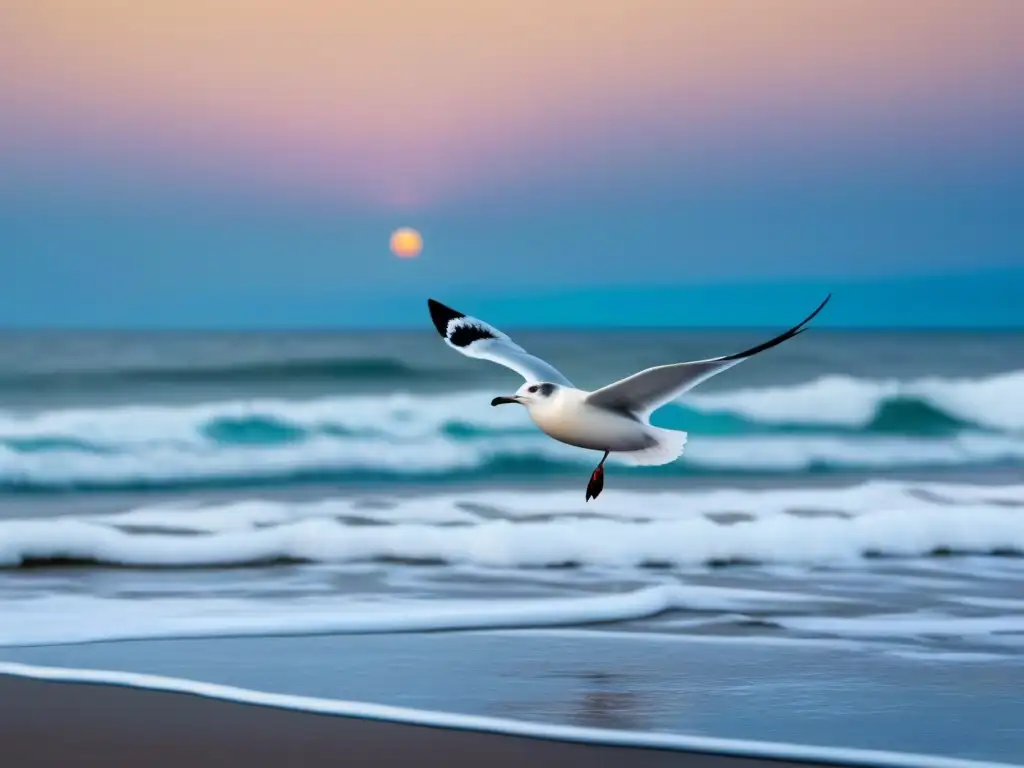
491, 381, 559, 409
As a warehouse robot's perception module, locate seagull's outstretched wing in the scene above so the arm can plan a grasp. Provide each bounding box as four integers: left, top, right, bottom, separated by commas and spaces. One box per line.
427, 299, 574, 387
585, 294, 831, 418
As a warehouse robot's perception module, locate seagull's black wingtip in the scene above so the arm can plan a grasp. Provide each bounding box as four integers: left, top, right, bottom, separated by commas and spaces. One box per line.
803, 292, 832, 324
720, 292, 833, 362
427, 298, 464, 337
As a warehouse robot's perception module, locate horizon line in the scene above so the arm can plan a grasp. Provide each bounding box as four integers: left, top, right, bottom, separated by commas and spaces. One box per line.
0, 324, 1020, 334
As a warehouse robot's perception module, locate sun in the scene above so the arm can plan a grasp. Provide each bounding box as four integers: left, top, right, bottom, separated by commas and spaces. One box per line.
390, 227, 423, 258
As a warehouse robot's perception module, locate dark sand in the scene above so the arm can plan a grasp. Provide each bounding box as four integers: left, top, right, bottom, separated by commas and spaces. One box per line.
0, 674, 844, 768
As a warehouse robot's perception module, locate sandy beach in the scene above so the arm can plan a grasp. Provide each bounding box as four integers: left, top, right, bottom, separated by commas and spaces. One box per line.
0, 673, 843, 768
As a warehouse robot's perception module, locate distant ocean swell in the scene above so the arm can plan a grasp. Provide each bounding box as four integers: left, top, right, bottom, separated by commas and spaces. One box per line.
0, 371, 1020, 492
0, 356, 449, 392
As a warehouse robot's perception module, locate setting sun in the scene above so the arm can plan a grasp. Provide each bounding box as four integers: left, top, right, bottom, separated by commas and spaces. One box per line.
390, 227, 423, 258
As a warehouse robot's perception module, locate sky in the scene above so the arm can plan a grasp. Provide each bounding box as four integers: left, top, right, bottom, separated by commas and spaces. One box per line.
0, 0, 1022, 327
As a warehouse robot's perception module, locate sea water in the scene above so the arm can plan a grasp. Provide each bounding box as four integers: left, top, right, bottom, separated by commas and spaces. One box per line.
0, 329, 1022, 762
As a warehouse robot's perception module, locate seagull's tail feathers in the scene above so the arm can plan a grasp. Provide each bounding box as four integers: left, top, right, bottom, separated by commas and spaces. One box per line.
618, 428, 688, 467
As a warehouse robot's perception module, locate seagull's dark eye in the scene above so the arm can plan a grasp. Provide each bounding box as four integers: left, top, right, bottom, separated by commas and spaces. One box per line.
527, 385, 538, 393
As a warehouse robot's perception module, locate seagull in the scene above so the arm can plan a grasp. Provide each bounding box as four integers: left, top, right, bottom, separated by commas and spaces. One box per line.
427, 295, 831, 501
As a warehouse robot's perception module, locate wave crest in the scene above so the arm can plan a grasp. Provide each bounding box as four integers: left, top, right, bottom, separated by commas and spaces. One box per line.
0, 371, 1020, 491
684, 371, 1024, 431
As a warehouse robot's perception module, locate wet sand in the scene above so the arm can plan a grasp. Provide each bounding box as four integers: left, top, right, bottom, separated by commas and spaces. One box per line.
0, 673, 846, 768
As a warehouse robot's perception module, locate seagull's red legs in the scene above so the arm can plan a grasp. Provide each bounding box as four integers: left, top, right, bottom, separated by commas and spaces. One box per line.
586, 450, 610, 502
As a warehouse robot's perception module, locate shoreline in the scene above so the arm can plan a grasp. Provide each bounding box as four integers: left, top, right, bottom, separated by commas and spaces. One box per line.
0, 673, 786, 768
0, 662, 1014, 768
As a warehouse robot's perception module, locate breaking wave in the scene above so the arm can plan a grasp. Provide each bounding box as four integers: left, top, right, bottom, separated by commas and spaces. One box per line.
0, 371, 1019, 492
2, 479, 1023, 571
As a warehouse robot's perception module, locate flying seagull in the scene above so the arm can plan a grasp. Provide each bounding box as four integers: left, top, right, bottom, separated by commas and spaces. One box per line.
427, 295, 831, 501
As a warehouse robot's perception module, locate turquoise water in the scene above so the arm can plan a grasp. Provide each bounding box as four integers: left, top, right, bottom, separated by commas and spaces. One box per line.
0, 329, 1021, 491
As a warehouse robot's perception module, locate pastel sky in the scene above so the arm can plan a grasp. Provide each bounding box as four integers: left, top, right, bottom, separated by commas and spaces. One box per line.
0, 0, 1022, 327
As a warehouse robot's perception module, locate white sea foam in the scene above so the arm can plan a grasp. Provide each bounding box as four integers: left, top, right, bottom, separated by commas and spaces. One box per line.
777, 612, 1024, 639
946, 596, 1024, 611
0, 661, 1016, 768
0, 392, 524, 446
0, 584, 829, 647
1, 431, 1023, 488
2, 480, 1022, 570
884, 650, 1007, 663
93, 478, 1024, 530
684, 370, 1024, 430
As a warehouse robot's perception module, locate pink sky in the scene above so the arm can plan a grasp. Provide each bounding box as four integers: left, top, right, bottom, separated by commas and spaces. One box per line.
1, 0, 1022, 208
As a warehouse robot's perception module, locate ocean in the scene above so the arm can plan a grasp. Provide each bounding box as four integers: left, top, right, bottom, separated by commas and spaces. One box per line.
1, 328, 1023, 763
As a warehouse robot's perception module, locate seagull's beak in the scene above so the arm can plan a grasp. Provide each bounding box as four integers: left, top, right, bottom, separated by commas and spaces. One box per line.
490, 395, 519, 406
